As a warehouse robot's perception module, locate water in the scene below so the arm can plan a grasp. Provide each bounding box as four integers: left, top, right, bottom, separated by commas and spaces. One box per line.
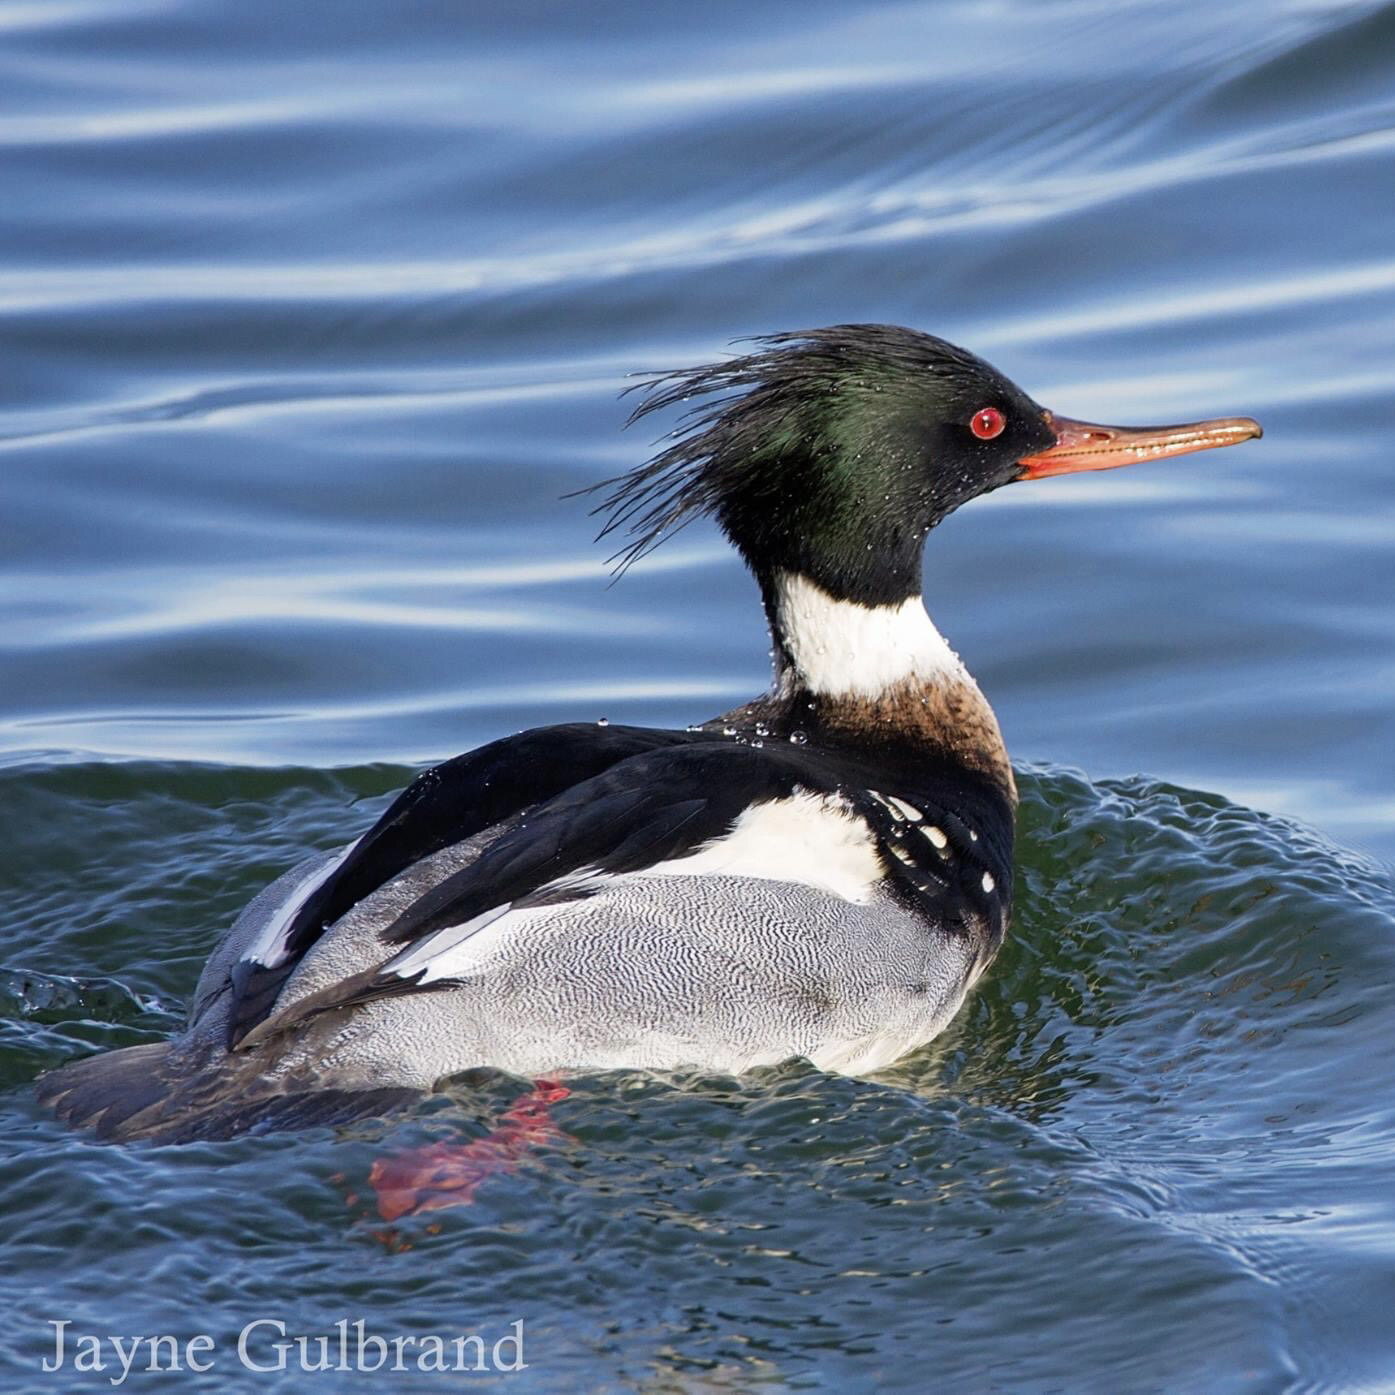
2, 0, 1394, 1389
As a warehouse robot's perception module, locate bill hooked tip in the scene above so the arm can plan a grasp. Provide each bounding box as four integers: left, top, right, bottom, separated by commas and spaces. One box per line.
1018, 412, 1263, 480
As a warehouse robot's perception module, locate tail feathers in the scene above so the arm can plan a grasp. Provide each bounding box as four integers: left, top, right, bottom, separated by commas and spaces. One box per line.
37, 1042, 420, 1143
37, 1041, 179, 1140
142, 1085, 423, 1144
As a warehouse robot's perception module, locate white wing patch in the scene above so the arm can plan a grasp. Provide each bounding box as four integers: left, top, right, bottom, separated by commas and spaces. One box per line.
642, 791, 883, 903
388, 901, 516, 984
240, 840, 358, 971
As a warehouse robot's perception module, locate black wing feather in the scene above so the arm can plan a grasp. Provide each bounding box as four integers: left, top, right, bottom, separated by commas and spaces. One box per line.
287, 723, 693, 948
226, 722, 698, 1045
379, 744, 796, 945
240, 743, 815, 1038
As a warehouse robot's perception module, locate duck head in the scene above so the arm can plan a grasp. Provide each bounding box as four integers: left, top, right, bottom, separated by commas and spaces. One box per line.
594, 323, 1261, 609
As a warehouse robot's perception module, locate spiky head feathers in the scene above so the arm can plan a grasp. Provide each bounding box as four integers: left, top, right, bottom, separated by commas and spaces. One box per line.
590, 324, 1055, 605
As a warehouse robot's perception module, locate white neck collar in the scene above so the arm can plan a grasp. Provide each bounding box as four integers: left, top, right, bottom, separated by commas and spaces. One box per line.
771, 571, 968, 700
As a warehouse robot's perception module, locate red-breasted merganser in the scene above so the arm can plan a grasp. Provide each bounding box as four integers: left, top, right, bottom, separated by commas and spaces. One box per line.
39, 324, 1261, 1143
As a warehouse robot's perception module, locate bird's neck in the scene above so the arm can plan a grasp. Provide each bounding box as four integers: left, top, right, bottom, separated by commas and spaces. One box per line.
760, 570, 1015, 798
767, 570, 961, 698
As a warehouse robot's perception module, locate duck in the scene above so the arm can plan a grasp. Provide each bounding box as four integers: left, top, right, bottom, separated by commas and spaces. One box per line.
38, 323, 1261, 1143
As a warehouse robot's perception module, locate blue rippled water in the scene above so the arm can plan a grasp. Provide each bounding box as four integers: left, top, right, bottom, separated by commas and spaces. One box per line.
2, 1, 1394, 1390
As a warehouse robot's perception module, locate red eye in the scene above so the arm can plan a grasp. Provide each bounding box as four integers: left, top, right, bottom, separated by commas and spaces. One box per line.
971, 407, 1006, 440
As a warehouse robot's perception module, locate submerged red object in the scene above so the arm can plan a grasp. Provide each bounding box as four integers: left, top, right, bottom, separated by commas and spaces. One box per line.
368, 1080, 572, 1222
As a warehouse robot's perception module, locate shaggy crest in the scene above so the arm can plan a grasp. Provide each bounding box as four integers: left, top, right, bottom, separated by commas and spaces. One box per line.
585, 324, 996, 576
